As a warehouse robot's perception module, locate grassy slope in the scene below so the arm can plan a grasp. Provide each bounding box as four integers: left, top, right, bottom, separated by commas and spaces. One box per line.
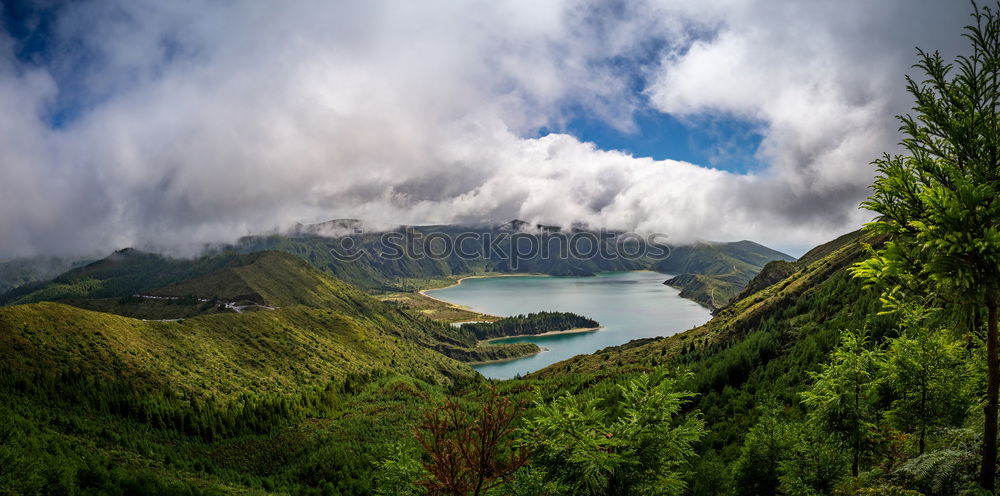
379, 291, 499, 323
2, 250, 536, 378
147, 250, 389, 310
729, 230, 862, 306
0, 250, 534, 495
0, 302, 474, 397
62, 296, 235, 320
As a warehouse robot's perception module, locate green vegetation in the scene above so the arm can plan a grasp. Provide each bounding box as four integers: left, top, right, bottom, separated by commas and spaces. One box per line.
64, 295, 234, 320
514, 233, 983, 494
379, 291, 499, 324
0, 219, 990, 493
0, 221, 976, 495
0, 302, 474, 396
460, 312, 599, 340
373, 369, 704, 496
0, 251, 502, 495
523, 369, 705, 496
0, 248, 237, 305
800, 329, 883, 478
850, 3, 1000, 488
2, 250, 539, 366
0, 367, 462, 495
0, 225, 862, 494
4, 6, 1000, 494
446, 342, 541, 364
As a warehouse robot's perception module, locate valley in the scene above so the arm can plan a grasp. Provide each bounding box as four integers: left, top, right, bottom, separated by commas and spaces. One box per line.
0, 223, 993, 495
3, 2, 997, 495
0, 225, 791, 494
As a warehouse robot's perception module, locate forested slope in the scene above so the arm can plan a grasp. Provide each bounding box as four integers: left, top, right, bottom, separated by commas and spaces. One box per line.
526, 230, 902, 492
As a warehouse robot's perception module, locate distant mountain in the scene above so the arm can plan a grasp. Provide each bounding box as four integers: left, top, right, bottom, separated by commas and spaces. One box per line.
234, 223, 793, 308
0, 255, 92, 293
0, 248, 238, 306
1, 221, 791, 313
655, 240, 797, 310
292, 218, 364, 237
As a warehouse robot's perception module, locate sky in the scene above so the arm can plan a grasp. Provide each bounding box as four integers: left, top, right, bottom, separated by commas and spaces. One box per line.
0, 0, 975, 258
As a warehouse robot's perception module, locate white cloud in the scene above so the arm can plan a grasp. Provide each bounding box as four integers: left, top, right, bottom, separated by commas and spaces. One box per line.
0, 0, 973, 257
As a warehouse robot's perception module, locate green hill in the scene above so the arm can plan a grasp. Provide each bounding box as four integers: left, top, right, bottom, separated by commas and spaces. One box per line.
728, 230, 861, 306
655, 240, 797, 310
0, 249, 549, 495
3, 250, 537, 366
0, 302, 474, 397
148, 251, 368, 308
0, 248, 238, 306
0, 252, 491, 397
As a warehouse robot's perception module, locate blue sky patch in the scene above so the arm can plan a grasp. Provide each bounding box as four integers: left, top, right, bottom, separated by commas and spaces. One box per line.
538, 109, 765, 174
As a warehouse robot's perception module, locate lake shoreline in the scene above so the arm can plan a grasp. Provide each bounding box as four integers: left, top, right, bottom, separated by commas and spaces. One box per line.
466, 345, 547, 365
467, 326, 603, 366
418, 273, 548, 306
480, 326, 603, 343
426, 271, 712, 378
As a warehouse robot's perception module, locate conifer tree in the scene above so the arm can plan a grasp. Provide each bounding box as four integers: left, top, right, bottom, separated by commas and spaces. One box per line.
800, 328, 883, 477
852, 2, 1000, 488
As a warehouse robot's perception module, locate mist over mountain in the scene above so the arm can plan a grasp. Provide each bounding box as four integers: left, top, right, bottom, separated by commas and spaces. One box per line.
0, 1, 972, 258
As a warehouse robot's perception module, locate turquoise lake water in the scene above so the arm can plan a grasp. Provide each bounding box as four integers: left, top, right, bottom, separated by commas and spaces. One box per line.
425, 271, 712, 379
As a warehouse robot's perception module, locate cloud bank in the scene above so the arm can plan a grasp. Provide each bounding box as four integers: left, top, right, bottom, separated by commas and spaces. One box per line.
0, 0, 971, 257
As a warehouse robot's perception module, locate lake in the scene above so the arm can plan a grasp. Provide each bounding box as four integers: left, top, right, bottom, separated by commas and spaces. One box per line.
425, 271, 712, 379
